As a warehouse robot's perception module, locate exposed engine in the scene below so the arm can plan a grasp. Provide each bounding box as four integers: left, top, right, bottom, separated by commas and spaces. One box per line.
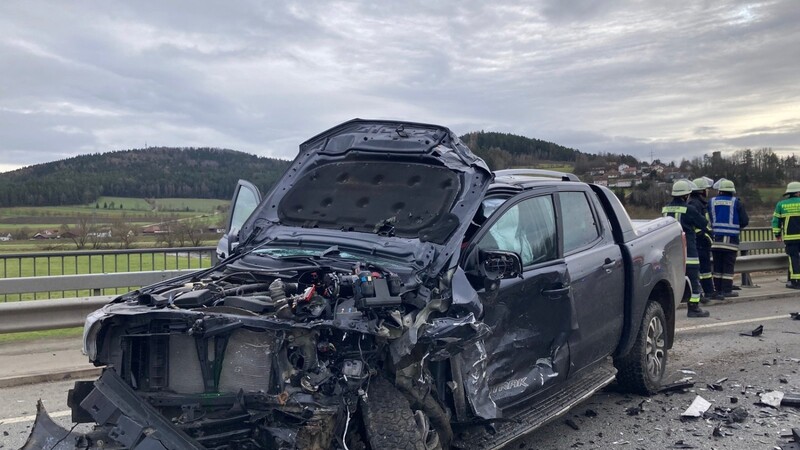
79, 263, 436, 449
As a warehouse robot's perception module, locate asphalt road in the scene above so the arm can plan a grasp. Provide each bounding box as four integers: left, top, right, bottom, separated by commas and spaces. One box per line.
1, 295, 799, 449
516, 294, 800, 450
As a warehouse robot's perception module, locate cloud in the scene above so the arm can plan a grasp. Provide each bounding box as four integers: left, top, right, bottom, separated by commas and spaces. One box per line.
1, 0, 799, 173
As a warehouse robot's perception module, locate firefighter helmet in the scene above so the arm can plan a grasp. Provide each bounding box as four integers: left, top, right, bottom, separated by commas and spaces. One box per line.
718, 179, 736, 193
692, 177, 710, 191
671, 179, 695, 196
785, 181, 800, 195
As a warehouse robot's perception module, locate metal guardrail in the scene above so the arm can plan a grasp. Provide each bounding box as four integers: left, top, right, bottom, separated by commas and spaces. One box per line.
0, 296, 113, 333
0, 270, 197, 296
0, 231, 789, 334
0, 246, 216, 301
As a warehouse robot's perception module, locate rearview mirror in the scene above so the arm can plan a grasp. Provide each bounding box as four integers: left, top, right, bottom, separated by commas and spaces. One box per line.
479, 250, 523, 281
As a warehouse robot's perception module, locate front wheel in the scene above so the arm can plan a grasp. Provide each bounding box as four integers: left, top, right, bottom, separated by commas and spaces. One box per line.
361, 377, 441, 450
614, 301, 668, 394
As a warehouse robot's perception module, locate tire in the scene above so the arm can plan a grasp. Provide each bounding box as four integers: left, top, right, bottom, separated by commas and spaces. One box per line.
614, 300, 668, 395
361, 377, 426, 450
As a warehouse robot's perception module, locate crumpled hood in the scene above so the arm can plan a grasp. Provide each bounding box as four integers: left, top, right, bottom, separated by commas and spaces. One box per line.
239, 120, 491, 261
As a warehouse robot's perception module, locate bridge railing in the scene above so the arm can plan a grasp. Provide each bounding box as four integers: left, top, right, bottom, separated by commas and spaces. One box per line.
0, 246, 216, 301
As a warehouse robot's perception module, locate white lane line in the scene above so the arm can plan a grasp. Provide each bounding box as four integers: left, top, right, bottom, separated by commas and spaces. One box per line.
0, 409, 71, 425
677, 314, 789, 332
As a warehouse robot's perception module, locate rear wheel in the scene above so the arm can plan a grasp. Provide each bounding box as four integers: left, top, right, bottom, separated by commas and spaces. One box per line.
361, 377, 436, 450
614, 301, 668, 394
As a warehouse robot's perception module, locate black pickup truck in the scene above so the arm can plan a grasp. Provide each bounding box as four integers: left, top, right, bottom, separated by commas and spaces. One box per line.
25, 120, 686, 450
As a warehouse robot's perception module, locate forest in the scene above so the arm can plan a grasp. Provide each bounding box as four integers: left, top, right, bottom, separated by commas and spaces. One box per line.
0, 148, 290, 207
3, 137, 798, 212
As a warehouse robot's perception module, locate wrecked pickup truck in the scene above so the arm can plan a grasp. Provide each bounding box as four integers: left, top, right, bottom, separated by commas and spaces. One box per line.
25, 119, 687, 450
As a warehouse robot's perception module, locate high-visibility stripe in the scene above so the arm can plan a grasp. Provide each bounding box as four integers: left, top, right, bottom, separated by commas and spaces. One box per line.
662, 206, 688, 214
721, 274, 734, 280
699, 273, 712, 279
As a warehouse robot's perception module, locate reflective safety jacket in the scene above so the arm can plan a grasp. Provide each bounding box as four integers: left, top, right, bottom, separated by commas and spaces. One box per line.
663, 199, 707, 261
710, 193, 749, 250
772, 196, 800, 242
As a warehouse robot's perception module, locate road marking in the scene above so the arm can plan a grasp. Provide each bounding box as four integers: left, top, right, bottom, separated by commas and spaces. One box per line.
0, 409, 71, 425
677, 314, 788, 332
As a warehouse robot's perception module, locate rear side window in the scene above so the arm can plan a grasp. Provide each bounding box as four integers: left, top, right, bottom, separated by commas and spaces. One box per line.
477, 195, 557, 266
559, 191, 600, 253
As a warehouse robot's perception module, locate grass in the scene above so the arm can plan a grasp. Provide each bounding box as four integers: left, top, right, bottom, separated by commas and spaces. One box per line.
153, 198, 229, 213
0, 248, 215, 301
756, 187, 785, 205
0, 327, 83, 343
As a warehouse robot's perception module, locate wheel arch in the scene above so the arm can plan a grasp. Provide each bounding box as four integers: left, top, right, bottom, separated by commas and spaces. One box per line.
615, 279, 676, 358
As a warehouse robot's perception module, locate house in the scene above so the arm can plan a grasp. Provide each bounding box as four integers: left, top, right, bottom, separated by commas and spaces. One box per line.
88, 230, 112, 239
141, 224, 163, 234
32, 229, 60, 239
0, 233, 11, 242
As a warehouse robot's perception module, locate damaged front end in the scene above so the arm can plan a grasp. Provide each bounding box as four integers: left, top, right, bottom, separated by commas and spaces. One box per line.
39, 259, 488, 449
24, 120, 497, 449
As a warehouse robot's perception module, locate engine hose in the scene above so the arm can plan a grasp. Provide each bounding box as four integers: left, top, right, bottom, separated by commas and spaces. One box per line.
269, 279, 287, 303
222, 283, 272, 296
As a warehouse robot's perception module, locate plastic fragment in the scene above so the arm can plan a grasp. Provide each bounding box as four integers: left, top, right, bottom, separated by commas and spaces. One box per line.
681, 395, 711, 418
759, 391, 784, 408
740, 325, 763, 337
660, 380, 695, 393
564, 418, 580, 430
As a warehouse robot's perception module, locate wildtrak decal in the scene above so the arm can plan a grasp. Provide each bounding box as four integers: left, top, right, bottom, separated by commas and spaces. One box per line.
490, 376, 529, 395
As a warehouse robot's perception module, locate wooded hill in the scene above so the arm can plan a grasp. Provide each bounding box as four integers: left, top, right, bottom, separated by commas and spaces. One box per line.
1, 132, 641, 207
0, 148, 291, 207
460, 131, 638, 170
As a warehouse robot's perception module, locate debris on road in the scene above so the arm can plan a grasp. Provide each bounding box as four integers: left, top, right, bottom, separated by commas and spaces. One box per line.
660, 379, 696, 393
681, 395, 712, 418
667, 440, 696, 449
704, 405, 748, 424
564, 418, 580, 430
758, 390, 784, 408
777, 427, 800, 450
740, 325, 763, 337
790, 312, 799, 320
782, 393, 800, 407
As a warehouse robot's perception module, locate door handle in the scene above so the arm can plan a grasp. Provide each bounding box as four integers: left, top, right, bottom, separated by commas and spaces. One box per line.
541, 285, 570, 297
602, 258, 616, 270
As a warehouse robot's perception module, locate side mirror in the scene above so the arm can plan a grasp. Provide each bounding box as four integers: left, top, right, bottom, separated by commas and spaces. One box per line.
479, 250, 523, 281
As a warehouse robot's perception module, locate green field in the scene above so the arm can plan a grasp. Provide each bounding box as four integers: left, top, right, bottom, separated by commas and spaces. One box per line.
0, 196, 229, 249
756, 187, 785, 205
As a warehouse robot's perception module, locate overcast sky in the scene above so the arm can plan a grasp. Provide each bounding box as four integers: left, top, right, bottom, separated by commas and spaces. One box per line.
1, 1, 799, 173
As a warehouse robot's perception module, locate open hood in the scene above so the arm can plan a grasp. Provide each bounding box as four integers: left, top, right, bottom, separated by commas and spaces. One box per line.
239, 119, 491, 252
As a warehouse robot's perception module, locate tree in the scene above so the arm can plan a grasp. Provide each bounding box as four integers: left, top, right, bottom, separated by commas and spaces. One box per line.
11, 227, 30, 240
110, 217, 137, 249
62, 214, 95, 249
183, 218, 206, 247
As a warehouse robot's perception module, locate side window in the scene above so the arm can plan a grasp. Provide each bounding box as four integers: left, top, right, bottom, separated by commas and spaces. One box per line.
477, 195, 557, 266
559, 191, 600, 253
230, 187, 259, 235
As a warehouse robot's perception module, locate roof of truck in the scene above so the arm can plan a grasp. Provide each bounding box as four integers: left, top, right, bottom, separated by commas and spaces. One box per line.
490, 169, 584, 191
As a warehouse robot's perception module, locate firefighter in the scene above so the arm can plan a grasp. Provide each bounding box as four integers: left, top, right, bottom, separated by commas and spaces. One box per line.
709, 179, 749, 299
689, 177, 716, 301
663, 179, 709, 318
772, 181, 800, 289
